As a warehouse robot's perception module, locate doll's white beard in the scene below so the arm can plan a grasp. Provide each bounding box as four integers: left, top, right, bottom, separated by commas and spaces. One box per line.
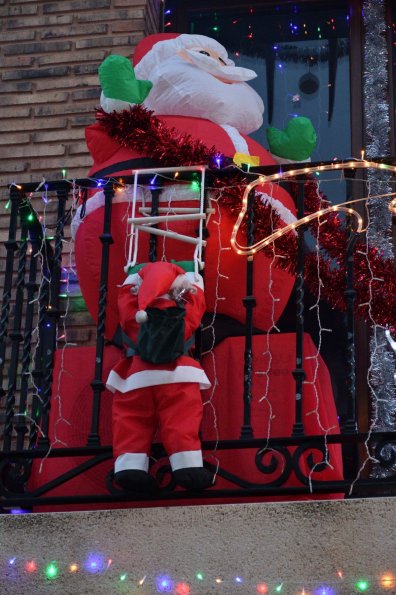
141, 55, 264, 135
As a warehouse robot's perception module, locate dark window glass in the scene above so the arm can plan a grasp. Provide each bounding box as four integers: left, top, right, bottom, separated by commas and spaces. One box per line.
164, 2, 351, 163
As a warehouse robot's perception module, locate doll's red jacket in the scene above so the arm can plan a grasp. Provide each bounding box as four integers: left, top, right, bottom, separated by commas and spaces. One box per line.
106, 273, 211, 393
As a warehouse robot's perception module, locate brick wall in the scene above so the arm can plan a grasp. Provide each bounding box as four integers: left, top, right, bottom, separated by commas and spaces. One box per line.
0, 0, 163, 334
0, 1, 163, 438
0, 0, 162, 189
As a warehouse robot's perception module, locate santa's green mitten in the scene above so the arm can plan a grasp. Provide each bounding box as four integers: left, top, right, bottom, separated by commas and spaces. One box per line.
266, 116, 317, 163
99, 54, 153, 113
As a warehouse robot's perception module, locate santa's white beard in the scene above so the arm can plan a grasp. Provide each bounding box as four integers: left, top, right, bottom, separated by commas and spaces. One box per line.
141, 56, 264, 135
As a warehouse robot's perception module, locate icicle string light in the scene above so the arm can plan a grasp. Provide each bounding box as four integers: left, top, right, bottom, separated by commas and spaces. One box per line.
200, 189, 226, 482
255, 183, 279, 455
303, 179, 335, 490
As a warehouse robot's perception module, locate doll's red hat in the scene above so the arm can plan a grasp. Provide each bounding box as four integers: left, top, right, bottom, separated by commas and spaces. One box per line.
135, 261, 184, 323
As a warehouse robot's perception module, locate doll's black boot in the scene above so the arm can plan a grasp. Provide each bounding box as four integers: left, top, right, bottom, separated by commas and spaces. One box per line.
173, 467, 214, 491
114, 470, 158, 493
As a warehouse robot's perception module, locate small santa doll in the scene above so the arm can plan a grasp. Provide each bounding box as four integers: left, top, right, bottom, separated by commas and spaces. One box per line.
106, 261, 212, 493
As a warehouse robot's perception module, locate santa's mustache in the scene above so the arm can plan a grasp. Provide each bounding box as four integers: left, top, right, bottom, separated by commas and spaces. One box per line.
183, 49, 257, 83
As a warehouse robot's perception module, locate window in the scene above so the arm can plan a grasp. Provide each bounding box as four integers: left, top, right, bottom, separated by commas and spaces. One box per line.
164, 1, 352, 163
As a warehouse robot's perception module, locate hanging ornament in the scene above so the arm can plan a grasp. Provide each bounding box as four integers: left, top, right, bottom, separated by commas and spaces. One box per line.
298, 72, 320, 95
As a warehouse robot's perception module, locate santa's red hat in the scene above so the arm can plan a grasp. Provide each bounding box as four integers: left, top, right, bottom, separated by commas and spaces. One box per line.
135, 261, 185, 323
133, 33, 180, 67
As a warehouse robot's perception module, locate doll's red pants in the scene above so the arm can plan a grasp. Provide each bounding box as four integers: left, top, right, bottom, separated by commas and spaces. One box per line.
112, 381, 203, 459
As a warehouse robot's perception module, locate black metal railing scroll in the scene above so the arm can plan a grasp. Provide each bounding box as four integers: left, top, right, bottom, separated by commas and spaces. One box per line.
1, 160, 396, 509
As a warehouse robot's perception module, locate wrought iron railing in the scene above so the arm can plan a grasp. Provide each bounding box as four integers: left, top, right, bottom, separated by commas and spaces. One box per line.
1, 159, 396, 511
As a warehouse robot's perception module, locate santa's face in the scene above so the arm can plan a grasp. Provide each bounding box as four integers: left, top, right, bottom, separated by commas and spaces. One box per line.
178, 46, 256, 83
142, 53, 264, 134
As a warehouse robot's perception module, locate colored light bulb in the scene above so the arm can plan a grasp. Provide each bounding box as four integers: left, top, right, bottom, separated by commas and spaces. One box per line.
45, 562, 59, 579
156, 574, 173, 592
381, 573, 396, 589
85, 553, 104, 574
315, 587, 335, 595
25, 560, 37, 573
175, 582, 190, 594
355, 579, 369, 592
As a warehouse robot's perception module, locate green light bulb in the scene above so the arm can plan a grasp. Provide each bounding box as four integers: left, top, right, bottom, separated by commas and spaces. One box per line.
196, 572, 204, 581
45, 562, 59, 579
355, 579, 369, 592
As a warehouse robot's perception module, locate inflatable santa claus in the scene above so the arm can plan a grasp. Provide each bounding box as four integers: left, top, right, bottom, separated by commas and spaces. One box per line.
73, 32, 317, 340
69, 33, 345, 498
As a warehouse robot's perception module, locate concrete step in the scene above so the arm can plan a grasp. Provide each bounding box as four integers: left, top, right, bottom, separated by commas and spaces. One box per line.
1, 497, 396, 594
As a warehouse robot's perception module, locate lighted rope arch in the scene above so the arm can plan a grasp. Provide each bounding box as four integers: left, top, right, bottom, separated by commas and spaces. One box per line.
230, 160, 396, 257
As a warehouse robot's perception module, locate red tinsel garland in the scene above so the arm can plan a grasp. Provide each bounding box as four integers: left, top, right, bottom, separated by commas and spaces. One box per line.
96, 106, 396, 331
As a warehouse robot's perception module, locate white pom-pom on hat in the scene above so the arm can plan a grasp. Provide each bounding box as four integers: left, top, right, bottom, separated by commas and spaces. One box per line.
133, 261, 186, 324
136, 310, 148, 324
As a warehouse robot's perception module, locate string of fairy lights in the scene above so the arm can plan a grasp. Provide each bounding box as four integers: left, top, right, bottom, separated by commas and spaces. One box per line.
2, 178, 79, 466
164, 4, 350, 43
4, 159, 396, 484
3, 548, 396, 594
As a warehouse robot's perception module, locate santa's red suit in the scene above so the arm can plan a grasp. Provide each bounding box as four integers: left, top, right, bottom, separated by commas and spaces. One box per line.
75, 34, 295, 338
105, 262, 211, 489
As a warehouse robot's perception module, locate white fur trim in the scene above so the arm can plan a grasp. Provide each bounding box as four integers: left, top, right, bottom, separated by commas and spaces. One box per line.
106, 366, 211, 393
220, 124, 249, 155
71, 186, 151, 239
100, 91, 134, 114
159, 184, 200, 203
169, 450, 203, 471
257, 191, 297, 228
185, 272, 204, 291
122, 273, 142, 287
271, 155, 312, 165
115, 453, 149, 473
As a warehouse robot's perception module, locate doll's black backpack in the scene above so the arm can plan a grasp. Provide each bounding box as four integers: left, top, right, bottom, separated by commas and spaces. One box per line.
122, 306, 194, 364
